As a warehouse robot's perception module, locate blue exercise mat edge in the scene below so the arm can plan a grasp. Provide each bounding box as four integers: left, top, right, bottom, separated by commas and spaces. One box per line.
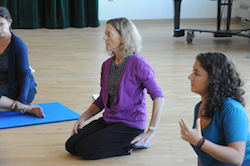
0, 102, 80, 129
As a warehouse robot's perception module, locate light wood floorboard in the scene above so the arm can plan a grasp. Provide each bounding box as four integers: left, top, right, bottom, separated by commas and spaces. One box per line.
1, 23, 250, 166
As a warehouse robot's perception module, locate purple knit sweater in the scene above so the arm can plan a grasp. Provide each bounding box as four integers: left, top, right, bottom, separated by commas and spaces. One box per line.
93, 54, 164, 129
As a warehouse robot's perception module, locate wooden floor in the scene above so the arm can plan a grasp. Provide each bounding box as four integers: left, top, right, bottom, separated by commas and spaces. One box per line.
1, 22, 250, 166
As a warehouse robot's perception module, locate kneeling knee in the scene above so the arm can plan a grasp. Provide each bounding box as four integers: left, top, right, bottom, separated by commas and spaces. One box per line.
75, 146, 101, 160
65, 140, 78, 155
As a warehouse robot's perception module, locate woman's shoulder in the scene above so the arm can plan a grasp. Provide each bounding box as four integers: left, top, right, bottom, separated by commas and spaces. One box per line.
101, 56, 113, 69
218, 97, 246, 119
103, 56, 113, 64
195, 101, 202, 109
11, 33, 23, 41
221, 97, 244, 110
11, 33, 26, 46
128, 54, 150, 67
130, 54, 146, 61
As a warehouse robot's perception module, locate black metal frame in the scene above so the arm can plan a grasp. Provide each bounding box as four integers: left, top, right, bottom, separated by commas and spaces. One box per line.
173, 0, 250, 43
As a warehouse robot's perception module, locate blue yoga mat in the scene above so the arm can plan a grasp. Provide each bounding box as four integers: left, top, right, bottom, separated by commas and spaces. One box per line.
0, 102, 80, 129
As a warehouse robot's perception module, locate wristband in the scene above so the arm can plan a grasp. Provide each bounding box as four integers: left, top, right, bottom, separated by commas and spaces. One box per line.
148, 126, 156, 131
196, 137, 206, 149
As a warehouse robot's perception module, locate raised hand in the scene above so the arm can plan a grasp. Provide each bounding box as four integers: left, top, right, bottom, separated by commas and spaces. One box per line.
179, 118, 202, 146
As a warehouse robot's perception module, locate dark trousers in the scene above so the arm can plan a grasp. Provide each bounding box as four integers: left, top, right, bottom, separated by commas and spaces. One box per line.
65, 117, 143, 160
0, 83, 36, 104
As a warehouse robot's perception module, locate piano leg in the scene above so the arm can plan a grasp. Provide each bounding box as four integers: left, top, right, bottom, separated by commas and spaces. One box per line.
173, 0, 184, 37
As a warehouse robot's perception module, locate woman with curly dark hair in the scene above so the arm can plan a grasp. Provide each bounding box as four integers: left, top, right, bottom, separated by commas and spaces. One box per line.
179, 52, 250, 166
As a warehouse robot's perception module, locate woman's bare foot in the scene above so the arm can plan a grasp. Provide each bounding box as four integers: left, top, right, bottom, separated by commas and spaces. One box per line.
26, 104, 45, 118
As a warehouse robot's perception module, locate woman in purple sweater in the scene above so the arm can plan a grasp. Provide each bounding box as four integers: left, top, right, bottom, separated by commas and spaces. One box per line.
66, 17, 164, 160
0, 7, 45, 118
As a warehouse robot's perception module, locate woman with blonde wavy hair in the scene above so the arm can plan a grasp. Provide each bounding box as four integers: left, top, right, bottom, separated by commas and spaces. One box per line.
105, 17, 142, 58
66, 17, 164, 160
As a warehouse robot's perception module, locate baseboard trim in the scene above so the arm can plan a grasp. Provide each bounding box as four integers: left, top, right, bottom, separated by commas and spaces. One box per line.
240, 19, 250, 27
99, 18, 242, 27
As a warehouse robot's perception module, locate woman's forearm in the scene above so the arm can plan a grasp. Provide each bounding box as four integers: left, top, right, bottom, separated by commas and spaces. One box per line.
80, 104, 102, 122
200, 139, 245, 166
148, 97, 164, 129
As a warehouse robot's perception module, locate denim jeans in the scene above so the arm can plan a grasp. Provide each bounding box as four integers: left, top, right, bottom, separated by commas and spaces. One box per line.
0, 83, 36, 104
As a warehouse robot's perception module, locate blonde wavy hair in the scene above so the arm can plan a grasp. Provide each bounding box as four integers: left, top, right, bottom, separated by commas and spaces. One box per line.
106, 17, 142, 58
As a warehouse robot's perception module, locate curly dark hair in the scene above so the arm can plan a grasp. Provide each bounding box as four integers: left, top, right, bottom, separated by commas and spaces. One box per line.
196, 52, 245, 118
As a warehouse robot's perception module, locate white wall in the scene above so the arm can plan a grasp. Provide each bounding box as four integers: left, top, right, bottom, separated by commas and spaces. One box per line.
99, 0, 239, 20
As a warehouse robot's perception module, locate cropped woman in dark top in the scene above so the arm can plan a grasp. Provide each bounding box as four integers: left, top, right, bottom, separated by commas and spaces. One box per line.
0, 6, 45, 117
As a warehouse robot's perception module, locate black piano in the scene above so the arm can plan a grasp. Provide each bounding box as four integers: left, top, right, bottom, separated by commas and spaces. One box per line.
173, 0, 250, 43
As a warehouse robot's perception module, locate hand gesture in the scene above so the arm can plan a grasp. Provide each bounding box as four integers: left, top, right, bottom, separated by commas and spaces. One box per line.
179, 118, 202, 146
11, 100, 26, 113
71, 116, 85, 136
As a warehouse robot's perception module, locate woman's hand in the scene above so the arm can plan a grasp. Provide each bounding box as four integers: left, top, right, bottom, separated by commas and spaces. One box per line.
70, 104, 101, 136
71, 117, 85, 136
130, 130, 155, 146
11, 100, 26, 113
179, 118, 202, 146
130, 97, 164, 146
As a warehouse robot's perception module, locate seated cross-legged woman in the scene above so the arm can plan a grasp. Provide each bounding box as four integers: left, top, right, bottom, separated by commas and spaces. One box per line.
0, 6, 44, 118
